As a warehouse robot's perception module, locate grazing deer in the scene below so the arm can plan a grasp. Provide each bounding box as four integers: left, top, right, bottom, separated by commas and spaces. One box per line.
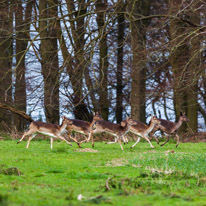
66, 112, 102, 148
92, 117, 137, 150
17, 116, 73, 149
126, 116, 161, 149
149, 112, 189, 147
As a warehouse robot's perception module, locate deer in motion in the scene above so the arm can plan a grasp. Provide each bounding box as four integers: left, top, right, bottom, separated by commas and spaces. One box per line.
149, 112, 189, 147
17, 116, 73, 149
66, 112, 102, 148
92, 117, 137, 150
122, 115, 161, 149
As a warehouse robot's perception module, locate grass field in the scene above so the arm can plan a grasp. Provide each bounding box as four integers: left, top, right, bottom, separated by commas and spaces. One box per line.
0, 139, 206, 206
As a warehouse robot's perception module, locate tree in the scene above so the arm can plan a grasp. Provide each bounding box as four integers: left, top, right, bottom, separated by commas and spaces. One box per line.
14, 0, 33, 130
59, 0, 92, 121
169, 0, 202, 132
115, 0, 125, 123
0, 0, 13, 130
127, 0, 151, 123
95, 0, 109, 121
39, 0, 60, 124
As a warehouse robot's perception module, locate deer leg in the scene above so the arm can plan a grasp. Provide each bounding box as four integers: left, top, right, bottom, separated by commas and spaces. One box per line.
17, 129, 34, 144
118, 137, 123, 151
149, 131, 159, 145
153, 136, 159, 144
176, 134, 180, 148
68, 135, 81, 148
86, 132, 92, 142
122, 135, 128, 145
26, 133, 37, 149
130, 137, 141, 148
57, 136, 72, 146
91, 132, 95, 148
106, 137, 118, 144
126, 136, 129, 144
143, 135, 155, 148
160, 135, 169, 147
50, 138, 53, 149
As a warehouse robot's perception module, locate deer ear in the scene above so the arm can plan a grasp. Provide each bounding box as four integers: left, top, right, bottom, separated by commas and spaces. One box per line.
121, 121, 126, 127
61, 116, 65, 120
180, 112, 183, 116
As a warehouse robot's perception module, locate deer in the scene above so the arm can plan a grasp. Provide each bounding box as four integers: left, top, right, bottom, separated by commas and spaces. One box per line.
123, 115, 161, 149
66, 112, 102, 148
91, 117, 137, 150
17, 116, 73, 149
149, 112, 189, 147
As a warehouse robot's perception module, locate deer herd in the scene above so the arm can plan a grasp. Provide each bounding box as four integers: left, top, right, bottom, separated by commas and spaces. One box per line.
17, 112, 189, 151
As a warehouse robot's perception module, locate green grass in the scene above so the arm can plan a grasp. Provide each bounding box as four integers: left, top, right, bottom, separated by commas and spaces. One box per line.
0, 139, 206, 206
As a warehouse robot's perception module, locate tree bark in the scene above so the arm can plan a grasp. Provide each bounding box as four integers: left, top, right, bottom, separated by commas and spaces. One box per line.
95, 0, 109, 121
128, 0, 150, 123
116, 1, 125, 123
14, 0, 33, 130
169, 0, 200, 132
0, 1, 13, 130
39, 0, 60, 124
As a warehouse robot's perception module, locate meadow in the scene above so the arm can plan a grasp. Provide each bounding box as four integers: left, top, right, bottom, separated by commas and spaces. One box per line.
0, 138, 206, 206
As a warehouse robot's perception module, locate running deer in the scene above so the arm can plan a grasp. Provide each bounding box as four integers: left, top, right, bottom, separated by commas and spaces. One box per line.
66, 112, 102, 148
92, 117, 137, 150
126, 115, 161, 149
17, 116, 73, 149
149, 112, 189, 147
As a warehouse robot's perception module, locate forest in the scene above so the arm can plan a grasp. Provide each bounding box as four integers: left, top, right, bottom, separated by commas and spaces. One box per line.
0, 0, 206, 135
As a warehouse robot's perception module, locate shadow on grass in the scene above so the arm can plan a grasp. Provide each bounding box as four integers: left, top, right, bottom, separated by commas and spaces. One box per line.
0, 194, 8, 206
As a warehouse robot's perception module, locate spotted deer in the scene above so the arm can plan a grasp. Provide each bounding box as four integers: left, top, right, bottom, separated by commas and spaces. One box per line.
122, 115, 161, 149
17, 116, 73, 149
149, 112, 189, 147
66, 112, 102, 148
92, 117, 137, 150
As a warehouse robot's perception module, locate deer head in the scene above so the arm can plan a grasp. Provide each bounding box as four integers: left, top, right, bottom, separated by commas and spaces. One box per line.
179, 112, 189, 122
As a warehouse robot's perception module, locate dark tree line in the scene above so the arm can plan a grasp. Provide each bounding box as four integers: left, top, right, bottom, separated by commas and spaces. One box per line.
0, 0, 205, 134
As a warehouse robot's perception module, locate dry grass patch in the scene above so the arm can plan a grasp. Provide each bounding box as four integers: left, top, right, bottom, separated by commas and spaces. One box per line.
105, 158, 128, 167
74, 148, 98, 153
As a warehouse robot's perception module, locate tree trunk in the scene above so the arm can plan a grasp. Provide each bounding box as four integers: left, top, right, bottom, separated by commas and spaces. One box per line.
14, 0, 33, 131
95, 0, 109, 121
169, 0, 200, 132
0, 1, 13, 131
128, 0, 150, 123
39, 0, 59, 124
116, 1, 125, 123
185, 6, 201, 132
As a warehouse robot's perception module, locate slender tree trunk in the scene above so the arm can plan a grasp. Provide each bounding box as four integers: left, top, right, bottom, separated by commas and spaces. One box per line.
169, 0, 189, 132
14, 0, 33, 131
128, 0, 150, 123
185, 7, 201, 132
116, 1, 125, 123
39, 0, 59, 124
0, 1, 13, 131
95, 0, 109, 121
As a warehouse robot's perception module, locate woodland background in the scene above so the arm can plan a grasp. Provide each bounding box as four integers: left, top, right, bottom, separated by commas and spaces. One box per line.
0, 0, 205, 135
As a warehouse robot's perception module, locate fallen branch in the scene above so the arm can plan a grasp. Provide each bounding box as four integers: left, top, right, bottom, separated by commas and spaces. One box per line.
105, 177, 111, 191
0, 103, 33, 122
